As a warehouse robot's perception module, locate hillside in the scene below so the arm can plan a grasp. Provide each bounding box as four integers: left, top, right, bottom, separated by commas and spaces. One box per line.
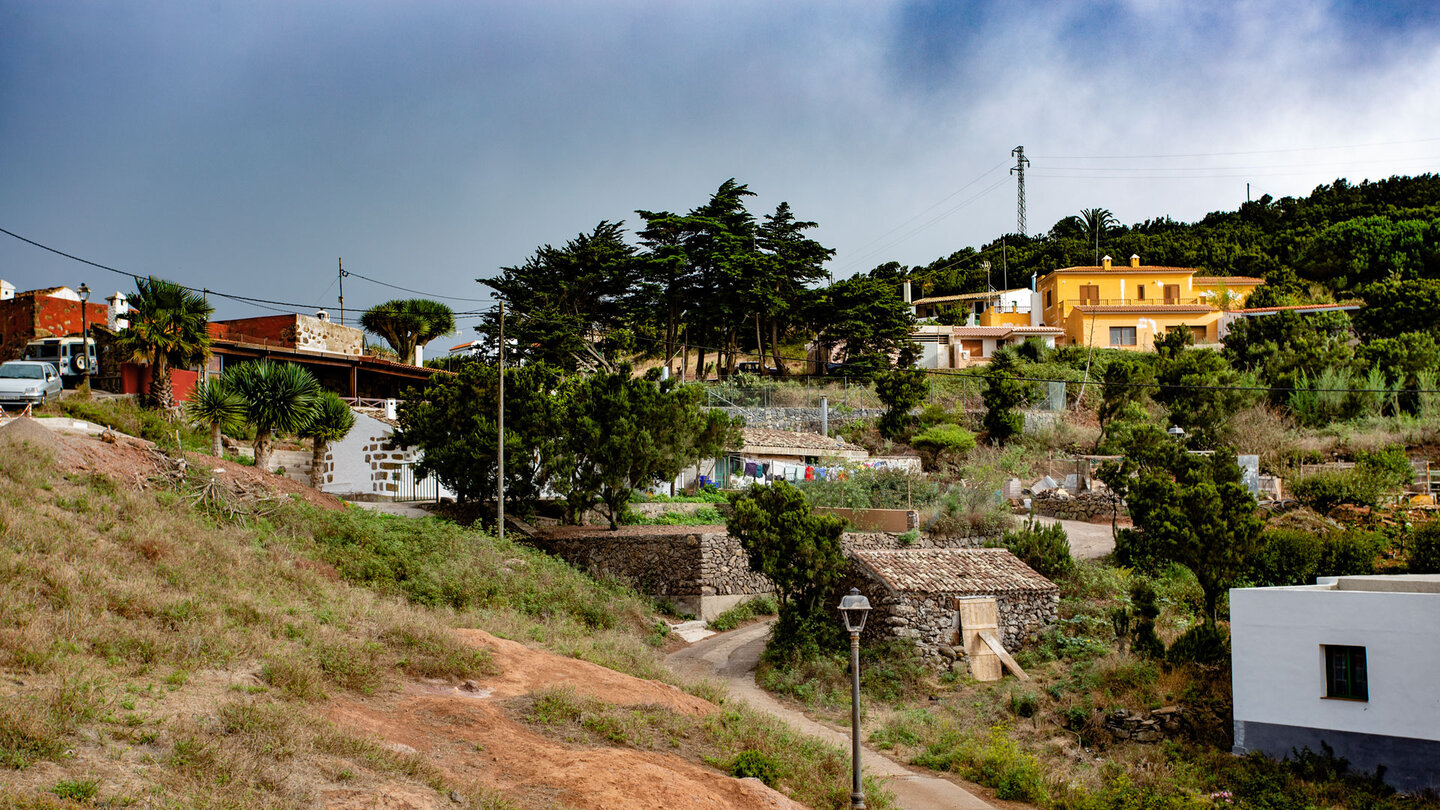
0, 416, 862, 809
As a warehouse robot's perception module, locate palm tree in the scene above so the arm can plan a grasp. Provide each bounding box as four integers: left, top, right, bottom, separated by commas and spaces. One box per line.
224, 361, 322, 472
1071, 208, 1120, 266
360, 299, 456, 365
183, 377, 246, 456
298, 390, 356, 490
115, 276, 214, 408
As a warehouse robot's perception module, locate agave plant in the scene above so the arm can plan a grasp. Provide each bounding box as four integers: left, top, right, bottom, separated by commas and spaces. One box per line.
223, 361, 322, 472
183, 377, 246, 456
297, 390, 356, 489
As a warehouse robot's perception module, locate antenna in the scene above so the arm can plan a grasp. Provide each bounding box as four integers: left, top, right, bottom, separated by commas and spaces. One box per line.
1010, 146, 1030, 236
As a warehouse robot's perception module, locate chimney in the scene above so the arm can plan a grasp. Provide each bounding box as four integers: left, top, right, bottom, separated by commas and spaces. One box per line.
106, 291, 128, 330
902, 279, 912, 303
0, 279, 13, 301
414, 344, 424, 366
1130, 254, 1140, 268
1102, 255, 1113, 270
315, 309, 330, 322
383, 399, 398, 420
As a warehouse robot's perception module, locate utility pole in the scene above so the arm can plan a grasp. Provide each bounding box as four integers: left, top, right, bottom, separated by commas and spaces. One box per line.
338, 258, 346, 326
497, 301, 505, 542
1010, 146, 1030, 236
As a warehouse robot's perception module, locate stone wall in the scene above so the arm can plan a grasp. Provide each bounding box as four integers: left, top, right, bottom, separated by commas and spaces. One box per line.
866, 588, 1059, 672
1032, 489, 1125, 522
715, 406, 885, 433
524, 528, 985, 620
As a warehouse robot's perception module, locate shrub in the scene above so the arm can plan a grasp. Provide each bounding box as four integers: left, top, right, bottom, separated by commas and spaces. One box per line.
911, 424, 977, 456
1410, 521, 1440, 574
1291, 445, 1414, 512
729, 750, 781, 786
1166, 621, 1229, 666
1317, 530, 1380, 577
707, 596, 779, 632
1250, 528, 1323, 586
994, 519, 1074, 580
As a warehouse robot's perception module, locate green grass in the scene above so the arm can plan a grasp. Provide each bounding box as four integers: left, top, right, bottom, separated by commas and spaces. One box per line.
707, 595, 778, 631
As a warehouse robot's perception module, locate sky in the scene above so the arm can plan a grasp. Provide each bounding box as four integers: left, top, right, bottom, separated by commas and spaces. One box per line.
2, 0, 1439, 343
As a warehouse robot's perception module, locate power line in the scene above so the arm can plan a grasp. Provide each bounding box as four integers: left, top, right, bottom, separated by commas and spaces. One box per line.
340, 268, 494, 303
1031, 136, 1440, 160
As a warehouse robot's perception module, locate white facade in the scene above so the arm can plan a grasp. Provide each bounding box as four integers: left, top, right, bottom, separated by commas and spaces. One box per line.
1231, 575, 1440, 792
322, 407, 456, 501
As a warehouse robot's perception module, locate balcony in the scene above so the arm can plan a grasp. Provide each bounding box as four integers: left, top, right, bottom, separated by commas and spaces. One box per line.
1064, 297, 1203, 308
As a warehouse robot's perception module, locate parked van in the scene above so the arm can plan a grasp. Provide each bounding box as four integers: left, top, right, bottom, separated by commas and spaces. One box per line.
23, 337, 96, 385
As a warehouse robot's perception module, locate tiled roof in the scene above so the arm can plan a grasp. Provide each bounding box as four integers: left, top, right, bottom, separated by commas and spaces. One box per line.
946, 325, 1064, 339
739, 428, 866, 454
854, 548, 1057, 595
1231, 303, 1363, 315
1072, 304, 1214, 315
1193, 276, 1265, 285
912, 289, 1029, 306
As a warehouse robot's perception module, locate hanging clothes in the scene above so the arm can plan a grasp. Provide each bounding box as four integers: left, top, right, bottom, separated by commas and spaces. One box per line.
805, 466, 815, 481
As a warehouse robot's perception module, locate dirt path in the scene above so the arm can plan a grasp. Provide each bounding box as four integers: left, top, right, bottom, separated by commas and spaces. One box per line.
667, 623, 996, 810
1027, 515, 1116, 560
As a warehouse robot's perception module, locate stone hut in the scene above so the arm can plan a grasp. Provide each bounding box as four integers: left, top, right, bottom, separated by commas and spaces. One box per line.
851, 548, 1059, 671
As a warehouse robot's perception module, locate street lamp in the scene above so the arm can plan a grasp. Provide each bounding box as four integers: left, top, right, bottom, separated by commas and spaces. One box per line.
838, 587, 872, 809
77, 283, 91, 389
1167, 424, 1186, 440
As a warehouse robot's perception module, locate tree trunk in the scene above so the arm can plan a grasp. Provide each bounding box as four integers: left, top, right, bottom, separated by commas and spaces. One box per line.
310, 439, 328, 490
210, 424, 223, 457
149, 355, 172, 409
755, 314, 765, 373
770, 317, 785, 377
254, 429, 273, 472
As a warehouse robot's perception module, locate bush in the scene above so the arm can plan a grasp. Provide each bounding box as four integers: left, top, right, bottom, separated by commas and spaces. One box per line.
1291, 445, 1414, 512
1317, 530, 1381, 577
1410, 521, 1440, 574
1166, 621, 1229, 666
707, 596, 779, 632
1250, 529, 1323, 586
910, 424, 977, 455
994, 519, 1074, 580
729, 750, 781, 786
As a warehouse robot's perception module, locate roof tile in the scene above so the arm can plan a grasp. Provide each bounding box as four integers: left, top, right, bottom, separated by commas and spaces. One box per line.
854, 548, 1057, 595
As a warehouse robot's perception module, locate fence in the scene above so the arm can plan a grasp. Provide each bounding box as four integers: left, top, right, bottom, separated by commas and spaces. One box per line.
1297, 459, 1438, 496
395, 462, 439, 502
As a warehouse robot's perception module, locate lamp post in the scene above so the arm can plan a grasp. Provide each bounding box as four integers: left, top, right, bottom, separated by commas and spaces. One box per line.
1167, 424, 1186, 440
77, 283, 91, 389
838, 587, 872, 809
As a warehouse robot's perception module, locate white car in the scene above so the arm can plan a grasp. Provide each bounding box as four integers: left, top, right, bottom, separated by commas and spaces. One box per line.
0, 361, 64, 408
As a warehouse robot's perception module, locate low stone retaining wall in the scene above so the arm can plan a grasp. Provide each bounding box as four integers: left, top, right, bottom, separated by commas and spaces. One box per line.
1032, 489, 1125, 522
715, 406, 885, 434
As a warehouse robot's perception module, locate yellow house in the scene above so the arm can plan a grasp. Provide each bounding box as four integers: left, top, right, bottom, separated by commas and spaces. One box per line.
1035, 255, 1264, 350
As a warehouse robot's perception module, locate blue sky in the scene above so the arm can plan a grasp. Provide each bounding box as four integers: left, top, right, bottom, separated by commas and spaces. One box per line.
2, 1, 1438, 337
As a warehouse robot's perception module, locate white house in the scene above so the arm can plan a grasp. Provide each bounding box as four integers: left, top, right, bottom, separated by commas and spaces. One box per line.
321, 403, 456, 501
1230, 575, 1440, 792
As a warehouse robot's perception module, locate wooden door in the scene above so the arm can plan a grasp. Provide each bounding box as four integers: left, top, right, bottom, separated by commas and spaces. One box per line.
1080, 285, 1100, 305
1163, 284, 1180, 304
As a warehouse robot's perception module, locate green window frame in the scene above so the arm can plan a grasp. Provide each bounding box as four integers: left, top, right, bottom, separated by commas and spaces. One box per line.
1325, 645, 1368, 701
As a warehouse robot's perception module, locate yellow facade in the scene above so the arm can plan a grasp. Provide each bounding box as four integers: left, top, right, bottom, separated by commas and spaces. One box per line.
1065, 307, 1221, 351
977, 307, 1031, 327
1036, 255, 1262, 348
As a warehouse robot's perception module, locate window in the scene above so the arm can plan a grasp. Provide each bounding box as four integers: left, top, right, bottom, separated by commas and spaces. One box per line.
1136, 285, 1145, 301
1325, 645, 1368, 700
1164, 284, 1180, 304
1045, 290, 1053, 309
1080, 284, 1100, 305
1109, 327, 1137, 346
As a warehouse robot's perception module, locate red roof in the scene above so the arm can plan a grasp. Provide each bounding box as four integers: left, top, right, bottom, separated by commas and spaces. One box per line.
1046, 266, 1197, 275
1194, 276, 1265, 285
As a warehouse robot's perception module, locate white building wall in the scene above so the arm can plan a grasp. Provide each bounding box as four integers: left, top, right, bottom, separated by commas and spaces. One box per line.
1231, 581, 1440, 743
322, 409, 455, 500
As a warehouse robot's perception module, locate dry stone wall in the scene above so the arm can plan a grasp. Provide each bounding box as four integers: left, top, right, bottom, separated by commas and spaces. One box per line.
1032, 489, 1125, 522
866, 589, 1059, 672
716, 406, 884, 434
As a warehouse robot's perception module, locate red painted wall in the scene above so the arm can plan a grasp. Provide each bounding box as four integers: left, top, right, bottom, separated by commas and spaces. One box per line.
120, 363, 199, 402
210, 315, 300, 347
0, 295, 108, 359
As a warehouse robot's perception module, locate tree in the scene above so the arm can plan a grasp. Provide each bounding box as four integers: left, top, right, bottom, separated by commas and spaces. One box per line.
552, 368, 739, 528
116, 276, 214, 409
183, 377, 245, 456
809, 276, 915, 376
1096, 354, 1153, 449
481, 222, 639, 371
727, 481, 848, 660
873, 344, 928, 438
298, 390, 356, 490
1100, 428, 1264, 620
1222, 309, 1355, 401
981, 349, 1028, 443
1353, 278, 1440, 339
1151, 331, 1261, 447
223, 361, 323, 472
396, 361, 563, 511
360, 299, 456, 366
1072, 207, 1120, 266
754, 202, 834, 373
